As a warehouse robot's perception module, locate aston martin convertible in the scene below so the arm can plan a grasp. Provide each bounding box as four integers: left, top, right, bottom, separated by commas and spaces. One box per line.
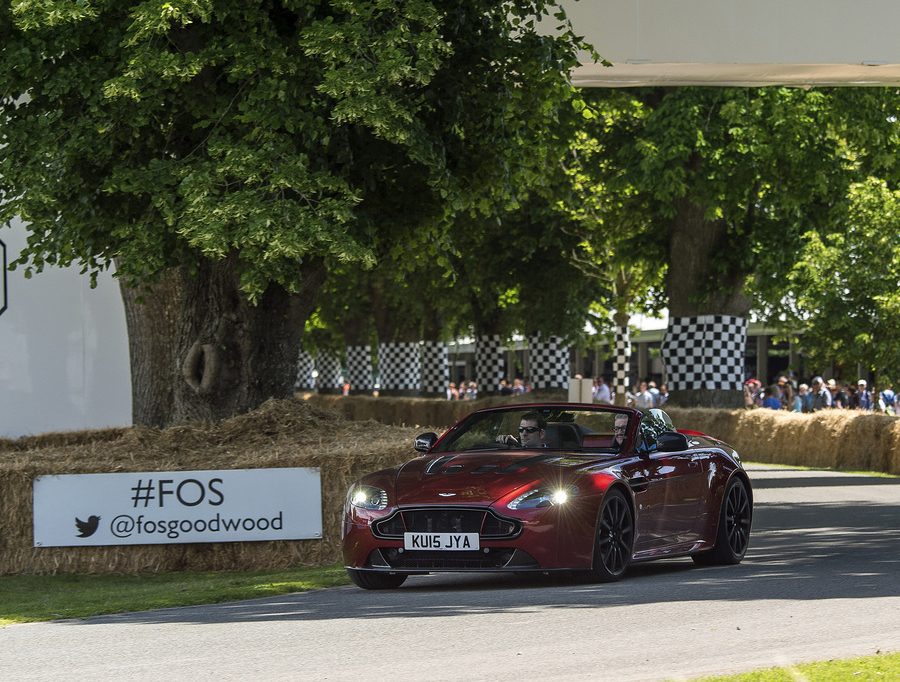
342, 403, 752, 589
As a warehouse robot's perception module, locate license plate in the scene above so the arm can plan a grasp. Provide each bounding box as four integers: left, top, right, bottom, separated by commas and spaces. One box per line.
403, 532, 480, 551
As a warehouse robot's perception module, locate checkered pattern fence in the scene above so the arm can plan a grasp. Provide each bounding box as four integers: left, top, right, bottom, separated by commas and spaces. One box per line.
315, 352, 342, 391
661, 315, 748, 391
421, 341, 449, 395
613, 326, 631, 399
295, 349, 315, 390
476, 335, 506, 391
378, 342, 422, 391
345, 345, 373, 391
528, 334, 570, 390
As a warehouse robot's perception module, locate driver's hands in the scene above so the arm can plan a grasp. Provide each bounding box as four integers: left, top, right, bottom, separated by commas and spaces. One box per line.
496, 434, 519, 446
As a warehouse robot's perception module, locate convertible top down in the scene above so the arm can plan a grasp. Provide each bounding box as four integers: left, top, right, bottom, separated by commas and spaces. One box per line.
342, 403, 752, 589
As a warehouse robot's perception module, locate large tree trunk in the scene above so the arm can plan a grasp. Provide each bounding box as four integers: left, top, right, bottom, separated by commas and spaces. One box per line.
120, 255, 324, 427
663, 200, 751, 408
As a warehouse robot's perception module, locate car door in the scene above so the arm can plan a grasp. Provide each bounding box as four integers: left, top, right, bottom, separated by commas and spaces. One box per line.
628, 414, 706, 556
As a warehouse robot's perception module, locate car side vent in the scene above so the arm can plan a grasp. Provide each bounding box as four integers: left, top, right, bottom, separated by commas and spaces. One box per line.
425, 455, 455, 474
442, 464, 464, 474
472, 464, 499, 474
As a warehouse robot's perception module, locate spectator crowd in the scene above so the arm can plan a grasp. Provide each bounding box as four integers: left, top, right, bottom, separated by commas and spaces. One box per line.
443, 372, 896, 416
743, 375, 897, 414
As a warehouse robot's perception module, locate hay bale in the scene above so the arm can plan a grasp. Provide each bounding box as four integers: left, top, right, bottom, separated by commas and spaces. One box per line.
307, 397, 899, 475
0, 398, 428, 576
669, 407, 899, 473
6, 396, 896, 576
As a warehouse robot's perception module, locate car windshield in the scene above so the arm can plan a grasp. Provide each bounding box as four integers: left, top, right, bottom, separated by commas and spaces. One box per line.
432, 406, 633, 454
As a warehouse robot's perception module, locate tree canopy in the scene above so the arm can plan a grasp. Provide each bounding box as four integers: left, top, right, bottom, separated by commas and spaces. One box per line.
0, 0, 594, 423
560, 86, 898, 396
1, 0, 590, 296
781, 178, 900, 380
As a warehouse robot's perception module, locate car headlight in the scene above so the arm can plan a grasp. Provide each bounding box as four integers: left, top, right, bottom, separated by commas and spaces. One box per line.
349, 485, 389, 511
507, 486, 576, 510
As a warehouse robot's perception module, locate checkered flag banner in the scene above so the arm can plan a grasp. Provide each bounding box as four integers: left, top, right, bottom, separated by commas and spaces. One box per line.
613, 326, 631, 398
378, 342, 422, 391
345, 345, 373, 391
528, 334, 570, 390
295, 348, 315, 390
661, 315, 748, 391
476, 335, 506, 390
421, 341, 449, 395
315, 352, 342, 391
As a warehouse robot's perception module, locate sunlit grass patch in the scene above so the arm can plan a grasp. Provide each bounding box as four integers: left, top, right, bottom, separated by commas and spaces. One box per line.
0, 564, 349, 626
689, 650, 900, 681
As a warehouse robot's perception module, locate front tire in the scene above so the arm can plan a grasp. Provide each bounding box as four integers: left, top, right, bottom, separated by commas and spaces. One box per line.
347, 569, 408, 590
590, 489, 634, 582
693, 476, 751, 566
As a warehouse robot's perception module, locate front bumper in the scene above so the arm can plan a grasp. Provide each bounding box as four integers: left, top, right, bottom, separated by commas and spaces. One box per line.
343, 503, 596, 573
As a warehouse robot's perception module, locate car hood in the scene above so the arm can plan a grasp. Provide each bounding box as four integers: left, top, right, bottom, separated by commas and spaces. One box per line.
394, 450, 616, 505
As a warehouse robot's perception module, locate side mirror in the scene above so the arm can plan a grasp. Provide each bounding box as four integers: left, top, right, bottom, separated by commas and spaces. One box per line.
414, 432, 438, 453
657, 431, 689, 452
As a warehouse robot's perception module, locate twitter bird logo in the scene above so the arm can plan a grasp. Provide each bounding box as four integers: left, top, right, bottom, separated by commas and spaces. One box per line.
75, 515, 101, 538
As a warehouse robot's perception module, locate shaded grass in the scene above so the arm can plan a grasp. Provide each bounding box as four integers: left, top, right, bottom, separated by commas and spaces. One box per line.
691, 651, 900, 681
0, 564, 349, 626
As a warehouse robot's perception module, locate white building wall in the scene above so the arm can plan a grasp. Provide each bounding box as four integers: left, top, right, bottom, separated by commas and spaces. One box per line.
0, 218, 131, 438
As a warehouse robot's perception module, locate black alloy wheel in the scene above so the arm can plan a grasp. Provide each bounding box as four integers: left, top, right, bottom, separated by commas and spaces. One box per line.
591, 489, 633, 582
693, 477, 752, 566
347, 569, 408, 590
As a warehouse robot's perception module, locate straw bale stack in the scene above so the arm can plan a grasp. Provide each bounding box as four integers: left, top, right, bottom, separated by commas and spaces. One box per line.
0, 399, 422, 575
4, 396, 896, 576
310, 395, 900, 474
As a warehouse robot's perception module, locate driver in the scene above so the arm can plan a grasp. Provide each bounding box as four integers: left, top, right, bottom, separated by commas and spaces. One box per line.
496, 412, 547, 448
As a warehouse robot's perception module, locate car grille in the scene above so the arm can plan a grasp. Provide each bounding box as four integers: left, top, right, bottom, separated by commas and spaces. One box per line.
373, 548, 539, 570
372, 507, 520, 539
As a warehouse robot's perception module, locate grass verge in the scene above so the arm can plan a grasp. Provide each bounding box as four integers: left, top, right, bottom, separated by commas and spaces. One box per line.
690, 651, 899, 681
0, 564, 349, 626
744, 461, 899, 478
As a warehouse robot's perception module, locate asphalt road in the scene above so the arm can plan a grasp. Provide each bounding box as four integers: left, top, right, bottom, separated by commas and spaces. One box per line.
2, 466, 899, 681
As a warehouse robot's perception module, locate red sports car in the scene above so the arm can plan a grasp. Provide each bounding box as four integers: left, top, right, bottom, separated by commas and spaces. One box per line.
342, 403, 752, 589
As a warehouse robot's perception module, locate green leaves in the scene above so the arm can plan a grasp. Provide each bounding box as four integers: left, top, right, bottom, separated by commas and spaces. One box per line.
2, 0, 589, 306
785, 178, 900, 378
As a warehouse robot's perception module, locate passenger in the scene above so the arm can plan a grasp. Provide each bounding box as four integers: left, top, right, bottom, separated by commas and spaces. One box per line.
611, 413, 629, 451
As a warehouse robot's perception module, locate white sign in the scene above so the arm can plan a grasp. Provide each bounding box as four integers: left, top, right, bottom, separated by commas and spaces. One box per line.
33, 468, 322, 547
403, 533, 480, 551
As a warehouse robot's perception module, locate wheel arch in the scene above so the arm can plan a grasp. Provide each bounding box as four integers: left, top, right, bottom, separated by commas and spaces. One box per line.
729, 470, 753, 519
590, 481, 636, 562
707, 468, 754, 546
